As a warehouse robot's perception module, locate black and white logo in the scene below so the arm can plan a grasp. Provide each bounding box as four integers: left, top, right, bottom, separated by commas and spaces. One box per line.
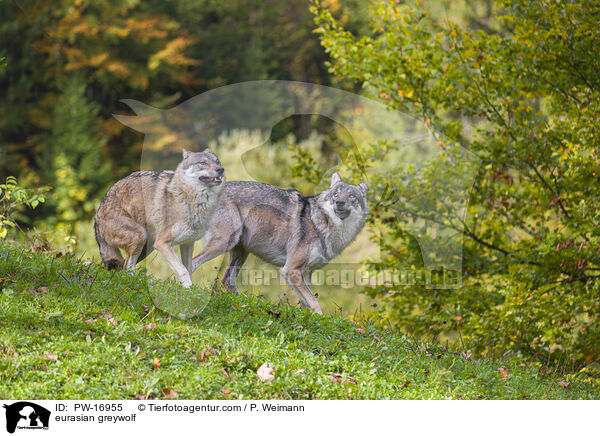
2, 402, 50, 434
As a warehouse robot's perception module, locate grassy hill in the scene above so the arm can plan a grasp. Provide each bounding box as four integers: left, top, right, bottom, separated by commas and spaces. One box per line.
0, 245, 597, 399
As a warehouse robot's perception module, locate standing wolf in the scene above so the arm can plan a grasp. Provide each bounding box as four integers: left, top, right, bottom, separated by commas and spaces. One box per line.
191, 173, 368, 313
94, 149, 225, 287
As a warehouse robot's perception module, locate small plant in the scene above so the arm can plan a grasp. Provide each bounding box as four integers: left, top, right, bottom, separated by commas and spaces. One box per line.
0, 176, 49, 239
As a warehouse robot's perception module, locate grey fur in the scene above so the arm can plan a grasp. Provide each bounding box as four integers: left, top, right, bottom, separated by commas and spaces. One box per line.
191, 172, 368, 313
94, 149, 225, 287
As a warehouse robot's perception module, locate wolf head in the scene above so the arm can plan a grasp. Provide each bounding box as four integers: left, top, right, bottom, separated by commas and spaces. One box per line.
319, 172, 368, 222
176, 148, 225, 188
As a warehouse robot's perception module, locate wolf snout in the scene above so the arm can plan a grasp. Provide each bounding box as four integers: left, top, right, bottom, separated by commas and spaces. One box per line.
335, 200, 346, 207
198, 167, 225, 185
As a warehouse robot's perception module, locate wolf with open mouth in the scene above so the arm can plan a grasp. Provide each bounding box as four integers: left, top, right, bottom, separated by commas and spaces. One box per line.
94, 148, 225, 287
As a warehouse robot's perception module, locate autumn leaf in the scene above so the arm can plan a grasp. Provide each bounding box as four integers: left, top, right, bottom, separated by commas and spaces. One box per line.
153, 357, 161, 368
40, 353, 58, 360
355, 328, 366, 334
267, 309, 281, 318
257, 363, 275, 381
142, 322, 156, 332
498, 368, 508, 380
162, 388, 179, 399
101, 312, 118, 326
558, 380, 570, 388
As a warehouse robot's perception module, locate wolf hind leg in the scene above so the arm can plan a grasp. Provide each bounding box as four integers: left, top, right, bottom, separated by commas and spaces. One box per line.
95, 220, 124, 270
222, 245, 248, 294
101, 218, 147, 271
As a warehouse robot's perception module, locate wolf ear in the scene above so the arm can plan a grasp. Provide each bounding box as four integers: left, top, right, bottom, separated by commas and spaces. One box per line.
182, 149, 191, 159
330, 172, 342, 186
358, 182, 368, 193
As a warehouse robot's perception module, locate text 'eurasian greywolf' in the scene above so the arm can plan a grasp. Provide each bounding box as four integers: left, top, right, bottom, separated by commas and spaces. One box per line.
94, 149, 225, 287
191, 173, 368, 313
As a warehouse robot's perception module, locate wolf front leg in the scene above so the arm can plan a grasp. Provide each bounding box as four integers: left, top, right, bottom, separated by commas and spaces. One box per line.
154, 241, 193, 287
179, 242, 194, 274
280, 265, 323, 314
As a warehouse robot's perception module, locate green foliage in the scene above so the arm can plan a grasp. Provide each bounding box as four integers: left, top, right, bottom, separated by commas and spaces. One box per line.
1, 246, 597, 399
0, 0, 371, 220
42, 76, 111, 223
311, 0, 600, 369
0, 177, 48, 239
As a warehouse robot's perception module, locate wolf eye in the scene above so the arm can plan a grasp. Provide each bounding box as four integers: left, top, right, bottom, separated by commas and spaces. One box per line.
200, 161, 208, 166
349, 194, 355, 199
333, 192, 339, 198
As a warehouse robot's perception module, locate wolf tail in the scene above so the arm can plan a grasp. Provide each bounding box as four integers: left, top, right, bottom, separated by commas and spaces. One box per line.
94, 220, 124, 270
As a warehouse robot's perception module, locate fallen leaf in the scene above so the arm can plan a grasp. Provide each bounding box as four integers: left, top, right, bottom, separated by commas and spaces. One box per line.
498, 367, 508, 380
330, 373, 343, 383
257, 363, 275, 381
222, 368, 229, 377
37, 286, 49, 294
268, 309, 281, 318
162, 388, 179, 399
558, 380, 570, 388
345, 376, 356, 385
39, 353, 58, 360
142, 322, 156, 332
101, 312, 118, 326
153, 357, 161, 368
223, 389, 231, 395
355, 328, 366, 334
401, 380, 411, 388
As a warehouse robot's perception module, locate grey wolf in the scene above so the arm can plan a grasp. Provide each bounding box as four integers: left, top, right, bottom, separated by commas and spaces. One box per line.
191, 172, 368, 313
94, 149, 225, 287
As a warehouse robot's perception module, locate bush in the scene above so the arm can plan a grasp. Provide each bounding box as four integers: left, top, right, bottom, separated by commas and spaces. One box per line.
310, 0, 600, 371
0, 176, 48, 239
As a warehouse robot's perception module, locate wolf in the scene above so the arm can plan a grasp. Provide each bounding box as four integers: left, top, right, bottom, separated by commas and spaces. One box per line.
191, 172, 368, 313
94, 149, 225, 287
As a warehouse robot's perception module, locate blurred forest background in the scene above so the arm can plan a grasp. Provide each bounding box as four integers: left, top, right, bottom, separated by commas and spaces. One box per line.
1, 0, 599, 378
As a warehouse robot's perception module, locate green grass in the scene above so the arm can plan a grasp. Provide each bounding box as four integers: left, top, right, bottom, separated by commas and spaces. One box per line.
0, 246, 597, 399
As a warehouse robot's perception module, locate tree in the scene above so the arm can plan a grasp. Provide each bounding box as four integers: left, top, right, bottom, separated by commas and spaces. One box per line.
311, 0, 600, 369
42, 75, 111, 223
